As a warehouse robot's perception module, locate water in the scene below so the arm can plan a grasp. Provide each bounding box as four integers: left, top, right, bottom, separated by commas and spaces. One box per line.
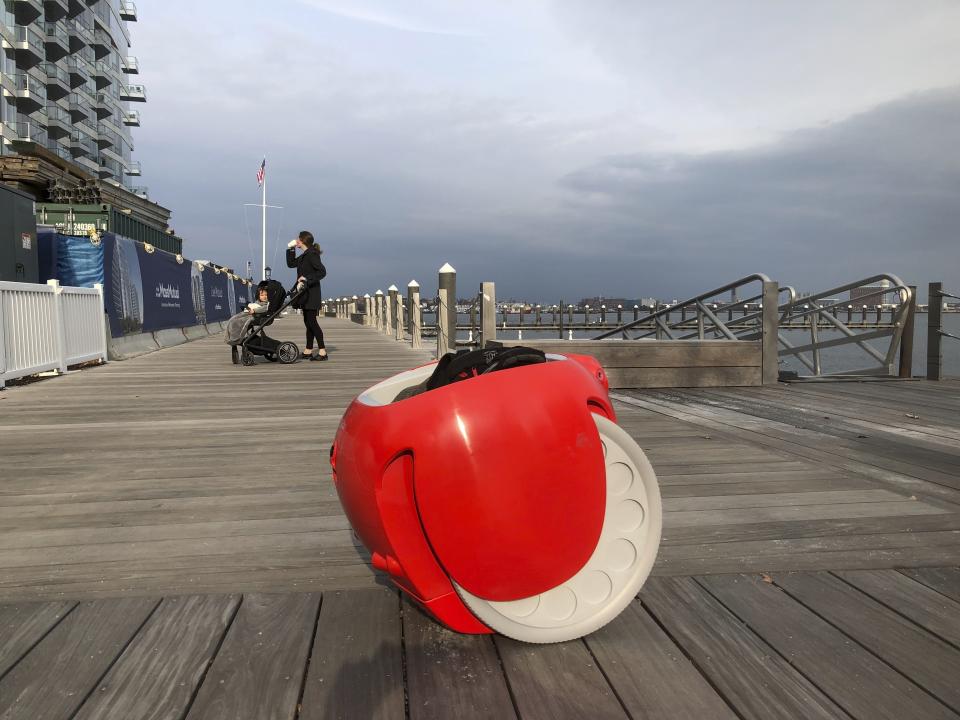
424, 312, 960, 378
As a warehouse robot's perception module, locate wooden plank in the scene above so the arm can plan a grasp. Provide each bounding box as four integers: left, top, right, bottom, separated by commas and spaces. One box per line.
494, 636, 627, 720
72, 594, 241, 720
585, 601, 737, 720
299, 588, 404, 720
773, 572, 960, 712
639, 577, 846, 720
184, 593, 321, 720
500, 339, 761, 368
402, 598, 516, 720
835, 570, 960, 648
664, 500, 946, 528
0, 601, 74, 678
700, 574, 955, 720
900, 567, 960, 603
664, 488, 906, 512
605, 366, 761, 389
0, 598, 158, 719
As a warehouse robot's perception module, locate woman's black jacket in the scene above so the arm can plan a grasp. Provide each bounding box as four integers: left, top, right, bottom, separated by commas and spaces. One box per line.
286, 246, 326, 311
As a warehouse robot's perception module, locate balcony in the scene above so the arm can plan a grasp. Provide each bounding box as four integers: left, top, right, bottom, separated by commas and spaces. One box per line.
119, 84, 145, 102
67, 18, 92, 53
66, 0, 84, 19
0, 70, 14, 95
74, 154, 99, 174
100, 145, 123, 165
119, 1, 136, 21
93, 61, 113, 89
122, 109, 140, 126
43, 61, 71, 99
65, 57, 90, 87
44, 20, 70, 60
43, 0, 69, 21
91, 26, 111, 59
67, 92, 89, 120
16, 120, 48, 145
0, 120, 18, 142
128, 186, 148, 199
45, 102, 72, 138
94, 91, 117, 118
120, 55, 139, 74
16, 72, 47, 113
69, 129, 96, 156
95, 123, 115, 148
13, 0, 43, 25
15, 24, 45, 67
0, 10, 15, 45
124, 159, 141, 176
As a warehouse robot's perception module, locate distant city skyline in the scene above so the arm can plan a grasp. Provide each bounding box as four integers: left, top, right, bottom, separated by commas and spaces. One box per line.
129, 1, 960, 302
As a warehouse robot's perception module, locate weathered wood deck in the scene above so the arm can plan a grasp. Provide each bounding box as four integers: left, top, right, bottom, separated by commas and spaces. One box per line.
1, 317, 959, 718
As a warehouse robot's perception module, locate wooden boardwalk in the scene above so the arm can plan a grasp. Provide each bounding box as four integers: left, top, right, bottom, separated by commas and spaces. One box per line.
1, 317, 959, 718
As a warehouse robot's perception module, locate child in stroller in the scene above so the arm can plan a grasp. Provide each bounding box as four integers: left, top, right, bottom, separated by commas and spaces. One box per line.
227, 279, 305, 365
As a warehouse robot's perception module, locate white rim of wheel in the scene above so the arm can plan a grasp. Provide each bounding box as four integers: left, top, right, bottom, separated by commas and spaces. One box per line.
453, 413, 662, 644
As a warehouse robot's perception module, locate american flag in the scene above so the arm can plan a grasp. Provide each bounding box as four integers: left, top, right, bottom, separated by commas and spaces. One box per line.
256, 159, 265, 187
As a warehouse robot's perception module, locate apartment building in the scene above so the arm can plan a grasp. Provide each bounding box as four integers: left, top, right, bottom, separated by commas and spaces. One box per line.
1, 0, 145, 196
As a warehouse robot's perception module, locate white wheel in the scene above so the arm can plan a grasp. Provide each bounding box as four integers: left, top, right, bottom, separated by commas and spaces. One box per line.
454, 413, 662, 643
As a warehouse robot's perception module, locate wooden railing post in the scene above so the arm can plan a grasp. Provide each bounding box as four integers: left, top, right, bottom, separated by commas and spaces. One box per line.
928, 282, 943, 381
385, 286, 395, 336
898, 286, 916, 378
438, 263, 456, 355
480, 281, 496, 348
394, 288, 405, 341
409, 281, 422, 349
762, 280, 779, 385
375, 290, 384, 331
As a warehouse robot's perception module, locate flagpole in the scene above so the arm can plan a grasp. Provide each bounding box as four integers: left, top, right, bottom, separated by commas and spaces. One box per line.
261, 158, 267, 281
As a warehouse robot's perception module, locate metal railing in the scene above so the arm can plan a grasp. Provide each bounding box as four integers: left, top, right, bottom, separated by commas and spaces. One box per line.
120, 83, 146, 101
776, 274, 912, 377
593, 274, 790, 341
121, 56, 139, 73
0, 280, 108, 389
16, 120, 47, 145
15, 24, 45, 55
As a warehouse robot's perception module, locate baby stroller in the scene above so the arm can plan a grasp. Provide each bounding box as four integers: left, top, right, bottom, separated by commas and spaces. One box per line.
231, 279, 306, 366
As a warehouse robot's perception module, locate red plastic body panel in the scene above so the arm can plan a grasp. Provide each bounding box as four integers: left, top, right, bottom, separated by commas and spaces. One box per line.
331, 355, 615, 632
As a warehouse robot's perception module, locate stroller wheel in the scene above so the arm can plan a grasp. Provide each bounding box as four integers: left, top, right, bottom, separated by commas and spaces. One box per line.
265, 353, 278, 362
453, 413, 662, 644
278, 342, 299, 364
241, 349, 256, 366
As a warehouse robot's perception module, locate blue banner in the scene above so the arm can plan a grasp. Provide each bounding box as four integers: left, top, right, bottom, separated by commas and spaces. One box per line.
201, 267, 232, 323
136, 243, 195, 333
38, 230, 104, 287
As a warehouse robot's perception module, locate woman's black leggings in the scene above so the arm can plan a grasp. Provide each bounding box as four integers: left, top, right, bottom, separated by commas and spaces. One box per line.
302, 309, 325, 350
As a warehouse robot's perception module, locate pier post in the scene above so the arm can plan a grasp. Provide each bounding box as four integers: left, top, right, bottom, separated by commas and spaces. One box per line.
634, 305, 639, 322
558, 302, 564, 339
363, 294, 372, 326
616, 305, 622, 325
762, 280, 779, 385
535, 305, 542, 326
386, 286, 397, 337
898, 286, 917, 378
410, 282, 422, 349
438, 264, 457, 355
927, 282, 943, 381
394, 290, 405, 341
480, 281, 496, 348
375, 290, 384, 331
568, 304, 574, 325
350, 295, 358, 318
600, 305, 606, 325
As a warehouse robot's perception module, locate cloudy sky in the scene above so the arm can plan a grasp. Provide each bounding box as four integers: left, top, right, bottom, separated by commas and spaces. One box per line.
131, 1, 960, 301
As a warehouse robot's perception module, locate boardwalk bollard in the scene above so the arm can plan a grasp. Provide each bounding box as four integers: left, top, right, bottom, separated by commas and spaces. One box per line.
480, 281, 496, 347
519, 306, 524, 326
568, 304, 574, 324
363, 294, 372, 326
762, 280, 779, 385
928, 282, 943, 381
438, 263, 457, 355
375, 290, 384, 331
558, 302, 564, 339
600, 305, 606, 325
410, 282, 422, 349
617, 305, 623, 325
535, 305, 542, 326
899, 286, 917, 378
385, 286, 396, 336
876, 305, 882, 324
351, 295, 358, 318
407, 281, 419, 338
395, 291, 405, 341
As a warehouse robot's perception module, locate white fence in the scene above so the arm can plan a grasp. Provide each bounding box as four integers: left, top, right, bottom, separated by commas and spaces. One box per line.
0, 280, 108, 389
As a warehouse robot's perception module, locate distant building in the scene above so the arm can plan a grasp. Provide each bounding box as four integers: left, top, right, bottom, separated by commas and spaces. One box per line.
580, 297, 629, 309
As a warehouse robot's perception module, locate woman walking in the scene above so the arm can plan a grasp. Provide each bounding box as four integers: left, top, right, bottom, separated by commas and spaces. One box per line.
286, 230, 328, 361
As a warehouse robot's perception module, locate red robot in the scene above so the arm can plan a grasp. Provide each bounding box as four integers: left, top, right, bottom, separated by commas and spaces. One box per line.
330, 349, 662, 643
